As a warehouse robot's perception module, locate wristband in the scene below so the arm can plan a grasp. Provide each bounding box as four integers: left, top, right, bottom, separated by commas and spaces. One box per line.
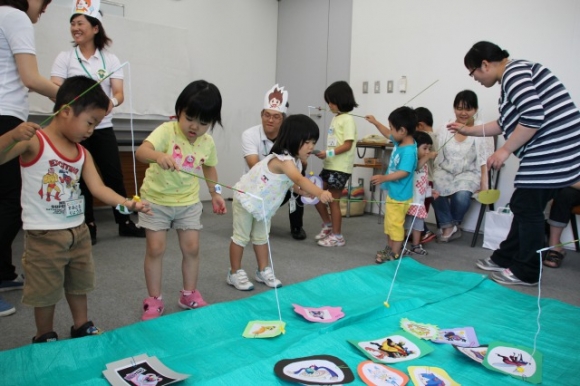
111, 97, 119, 107
326, 149, 335, 157
209, 184, 222, 195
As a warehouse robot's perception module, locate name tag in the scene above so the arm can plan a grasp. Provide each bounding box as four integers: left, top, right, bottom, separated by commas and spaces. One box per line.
289, 195, 296, 214
64, 197, 84, 217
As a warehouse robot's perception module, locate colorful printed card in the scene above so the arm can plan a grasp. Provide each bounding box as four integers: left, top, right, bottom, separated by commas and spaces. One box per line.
242, 320, 285, 339
432, 326, 479, 347
274, 355, 354, 385
292, 304, 345, 323
357, 360, 409, 386
349, 330, 433, 364
408, 366, 459, 386
400, 318, 438, 340
103, 353, 189, 386
483, 341, 543, 384
453, 344, 488, 364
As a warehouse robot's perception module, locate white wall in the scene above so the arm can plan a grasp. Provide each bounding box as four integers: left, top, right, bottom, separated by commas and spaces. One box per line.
32, 0, 279, 201
350, 0, 580, 234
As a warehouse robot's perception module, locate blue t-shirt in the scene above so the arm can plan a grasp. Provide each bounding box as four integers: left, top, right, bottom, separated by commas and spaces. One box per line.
381, 136, 417, 201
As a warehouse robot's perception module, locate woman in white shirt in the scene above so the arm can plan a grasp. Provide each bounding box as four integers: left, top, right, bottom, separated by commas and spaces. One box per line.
0, 0, 58, 313
51, 5, 144, 245
432, 90, 494, 242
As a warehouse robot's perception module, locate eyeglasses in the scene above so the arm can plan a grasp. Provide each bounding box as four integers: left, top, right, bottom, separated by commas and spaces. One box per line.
262, 112, 283, 122
468, 67, 479, 77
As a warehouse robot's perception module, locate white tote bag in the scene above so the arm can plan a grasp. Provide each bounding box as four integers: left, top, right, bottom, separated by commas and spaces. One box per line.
482, 207, 513, 250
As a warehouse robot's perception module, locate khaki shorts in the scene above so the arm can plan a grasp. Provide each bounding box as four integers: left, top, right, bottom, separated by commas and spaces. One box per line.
22, 224, 94, 307
138, 201, 203, 231
384, 196, 411, 242
231, 198, 270, 247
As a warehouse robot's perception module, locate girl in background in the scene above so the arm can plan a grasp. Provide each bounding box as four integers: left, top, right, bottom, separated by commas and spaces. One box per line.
314, 81, 358, 247
136, 80, 227, 320
227, 114, 332, 291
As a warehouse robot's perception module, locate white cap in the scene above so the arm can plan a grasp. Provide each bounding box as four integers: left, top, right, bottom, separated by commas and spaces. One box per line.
263, 84, 289, 114
72, 0, 102, 22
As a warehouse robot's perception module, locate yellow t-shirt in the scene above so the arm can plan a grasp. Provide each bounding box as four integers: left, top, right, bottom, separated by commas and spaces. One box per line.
140, 121, 217, 206
323, 113, 357, 173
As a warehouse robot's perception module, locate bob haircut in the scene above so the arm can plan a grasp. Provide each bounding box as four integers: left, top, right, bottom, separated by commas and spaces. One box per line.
324, 81, 358, 113
413, 130, 433, 148
414, 107, 433, 127
70, 13, 112, 51
464, 41, 509, 70
0, 0, 51, 12
270, 114, 320, 157
453, 90, 479, 111
388, 106, 417, 136
175, 80, 222, 129
54, 75, 109, 115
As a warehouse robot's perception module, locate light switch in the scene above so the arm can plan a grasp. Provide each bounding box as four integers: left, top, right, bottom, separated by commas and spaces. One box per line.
374, 81, 380, 93
362, 81, 368, 94
387, 80, 393, 93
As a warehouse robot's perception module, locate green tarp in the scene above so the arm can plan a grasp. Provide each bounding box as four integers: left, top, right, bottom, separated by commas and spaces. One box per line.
1, 259, 576, 385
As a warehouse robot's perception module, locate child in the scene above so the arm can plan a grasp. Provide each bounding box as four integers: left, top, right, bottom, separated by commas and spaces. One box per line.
365, 107, 417, 263
415, 107, 438, 243
135, 80, 227, 321
403, 131, 437, 255
227, 114, 333, 291
0, 76, 150, 343
314, 81, 358, 247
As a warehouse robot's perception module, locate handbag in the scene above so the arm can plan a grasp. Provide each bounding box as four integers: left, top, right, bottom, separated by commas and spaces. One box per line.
482, 207, 513, 250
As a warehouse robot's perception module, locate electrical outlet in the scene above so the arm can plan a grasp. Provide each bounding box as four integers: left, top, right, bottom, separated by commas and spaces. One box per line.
374, 81, 380, 93
362, 81, 368, 94
358, 178, 364, 186
387, 80, 394, 93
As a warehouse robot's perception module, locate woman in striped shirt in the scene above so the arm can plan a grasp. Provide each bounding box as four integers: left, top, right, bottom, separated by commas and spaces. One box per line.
448, 41, 580, 286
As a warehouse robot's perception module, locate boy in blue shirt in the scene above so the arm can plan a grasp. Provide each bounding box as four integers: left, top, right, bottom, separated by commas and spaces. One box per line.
366, 107, 417, 263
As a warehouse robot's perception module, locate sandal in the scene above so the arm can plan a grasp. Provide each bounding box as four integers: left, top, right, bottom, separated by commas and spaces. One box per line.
543, 249, 566, 268
375, 250, 400, 264
403, 244, 428, 256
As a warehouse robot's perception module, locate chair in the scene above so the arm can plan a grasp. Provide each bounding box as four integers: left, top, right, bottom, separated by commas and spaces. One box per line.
570, 205, 580, 252
470, 166, 501, 247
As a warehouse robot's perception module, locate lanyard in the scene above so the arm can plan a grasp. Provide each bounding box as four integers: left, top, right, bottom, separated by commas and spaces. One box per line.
75, 47, 106, 79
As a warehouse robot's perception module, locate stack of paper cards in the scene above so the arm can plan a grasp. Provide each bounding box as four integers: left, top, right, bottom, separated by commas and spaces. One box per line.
103, 353, 189, 386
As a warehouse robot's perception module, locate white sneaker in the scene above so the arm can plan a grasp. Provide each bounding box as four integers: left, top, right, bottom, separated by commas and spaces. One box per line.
255, 266, 282, 288
315, 224, 332, 240
226, 269, 254, 291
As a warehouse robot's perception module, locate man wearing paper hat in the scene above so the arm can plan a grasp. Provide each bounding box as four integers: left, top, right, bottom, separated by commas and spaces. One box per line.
240, 85, 307, 240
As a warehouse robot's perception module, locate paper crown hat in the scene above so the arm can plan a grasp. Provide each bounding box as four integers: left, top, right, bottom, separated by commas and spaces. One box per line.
263, 84, 289, 114
72, 0, 102, 21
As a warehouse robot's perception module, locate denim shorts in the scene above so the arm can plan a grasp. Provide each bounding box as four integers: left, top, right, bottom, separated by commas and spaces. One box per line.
138, 201, 203, 231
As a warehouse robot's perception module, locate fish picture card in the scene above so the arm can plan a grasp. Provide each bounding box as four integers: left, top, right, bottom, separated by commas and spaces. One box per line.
453, 344, 488, 364
400, 318, 438, 340
274, 355, 354, 384
357, 360, 409, 386
349, 330, 434, 364
483, 341, 543, 384
242, 320, 286, 338
432, 327, 479, 347
103, 353, 189, 386
407, 366, 459, 386
292, 304, 345, 323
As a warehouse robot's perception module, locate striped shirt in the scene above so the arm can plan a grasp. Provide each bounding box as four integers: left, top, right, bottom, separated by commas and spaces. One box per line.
498, 59, 580, 188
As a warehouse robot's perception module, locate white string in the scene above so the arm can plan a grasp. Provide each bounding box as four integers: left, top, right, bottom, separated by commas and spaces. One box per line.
124, 62, 138, 196
532, 250, 543, 356
384, 202, 421, 305
259, 199, 283, 323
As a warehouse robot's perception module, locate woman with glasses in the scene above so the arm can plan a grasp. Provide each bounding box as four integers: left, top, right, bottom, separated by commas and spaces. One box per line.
448, 41, 580, 286
432, 90, 493, 242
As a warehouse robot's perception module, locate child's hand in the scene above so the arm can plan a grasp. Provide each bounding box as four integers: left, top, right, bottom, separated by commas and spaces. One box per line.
132, 199, 152, 215
156, 154, 179, 171
428, 151, 438, 159
370, 175, 384, 185
211, 195, 227, 215
315, 151, 327, 159
12, 122, 41, 142
319, 190, 333, 203
432, 190, 440, 200
365, 115, 378, 125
